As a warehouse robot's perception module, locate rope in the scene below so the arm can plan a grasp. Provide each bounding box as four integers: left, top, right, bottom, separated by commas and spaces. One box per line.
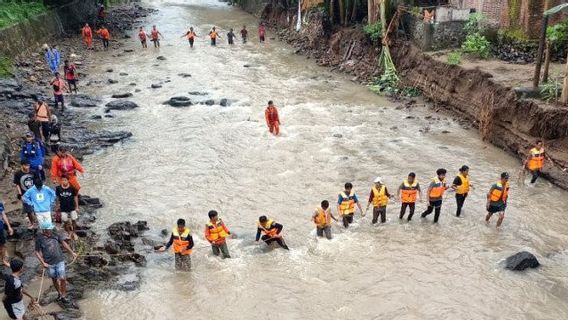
28, 269, 49, 318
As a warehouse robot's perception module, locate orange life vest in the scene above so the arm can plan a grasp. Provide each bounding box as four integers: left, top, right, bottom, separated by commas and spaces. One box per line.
455, 173, 470, 195
428, 177, 447, 200
172, 227, 192, 255
314, 207, 331, 227
527, 147, 545, 171
98, 28, 110, 40
82, 27, 92, 38
257, 219, 278, 237
489, 181, 509, 204
371, 185, 388, 207
339, 191, 356, 216
400, 179, 419, 203
35, 103, 49, 122
187, 31, 196, 39
151, 29, 159, 40
210, 31, 218, 39
205, 219, 229, 244
139, 31, 147, 41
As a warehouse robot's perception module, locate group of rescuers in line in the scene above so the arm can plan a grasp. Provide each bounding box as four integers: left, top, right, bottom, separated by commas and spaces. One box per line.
154, 133, 548, 271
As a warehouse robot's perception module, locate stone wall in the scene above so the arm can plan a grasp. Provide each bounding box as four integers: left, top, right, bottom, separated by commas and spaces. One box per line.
404, 14, 467, 51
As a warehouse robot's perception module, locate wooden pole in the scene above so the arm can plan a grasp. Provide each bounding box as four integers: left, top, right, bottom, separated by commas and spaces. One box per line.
542, 41, 552, 83
532, 16, 549, 88
561, 52, 568, 104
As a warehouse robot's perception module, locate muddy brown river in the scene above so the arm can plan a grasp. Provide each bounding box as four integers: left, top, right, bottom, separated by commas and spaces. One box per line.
66, 0, 568, 319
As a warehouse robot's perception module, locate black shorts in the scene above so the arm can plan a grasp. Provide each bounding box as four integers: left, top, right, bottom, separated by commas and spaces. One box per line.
188, 38, 194, 45
0, 230, 6, 245
259, 35, 265, 42
22, 202, 33, 214
54, 94, 64, 103
67, 79, 77, 86
488, 205, 506, 214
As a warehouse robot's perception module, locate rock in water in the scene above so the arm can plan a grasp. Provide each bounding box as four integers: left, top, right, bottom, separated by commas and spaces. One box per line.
156, 56, 166, 61
505, 251, 540, 271
69, 94, 101, 108
151, 84, 162, 89
111, 92, 133, 98
164, 96, 192, 107
105, 100, 139, 111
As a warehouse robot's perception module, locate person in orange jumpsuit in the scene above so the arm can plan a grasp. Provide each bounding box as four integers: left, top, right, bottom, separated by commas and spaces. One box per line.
96, 25, 111, 50
264, 100, 280, 136
50, 146, 84, 192
81, 23, 93, 50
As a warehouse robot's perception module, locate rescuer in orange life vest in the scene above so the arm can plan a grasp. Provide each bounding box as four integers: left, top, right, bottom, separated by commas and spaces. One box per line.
312, 200, 338, 240
365, 177, 393, 224
421, 168, 449, 223
485, 172, 510, 229
524, 140, 549, 184
150, 25, 164, 48
337, 182, 364, 228
265, 100, 280, 136
138, 26, 149, 48
204, 210, 231, 258
451, 165, 472, 217
397, 172, 422, 221
256, 216, 289, 250
159, 219, 194, 271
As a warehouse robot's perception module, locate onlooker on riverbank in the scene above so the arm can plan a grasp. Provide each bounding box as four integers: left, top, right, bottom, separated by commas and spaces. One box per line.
23, 178, 56, 226
51, 146, 84, 192
35, 222, 78, 306
33, 101, 51, 142
50, 72, 67, 111
81, 23, 93, 50
20, 132, 45, 181
43, 44, 58, 74
96, 25, 111, 50
2, 259, 37, 320
63, 60, 78, 94
0, 202, 14, 266
13, 160, 38, 227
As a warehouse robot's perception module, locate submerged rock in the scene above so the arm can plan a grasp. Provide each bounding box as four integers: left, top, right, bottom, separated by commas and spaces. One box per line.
105, 100, 139, 111
156, 56, 167, 61
188, 91, 207, 96
111, 92, 133, 98
219, 98, 230, 107
151, 84, 162, 89
108, 79, 118, 84
164, 96, 192, 107
69, 94, 101, 108
178, 73, 192, 78
505, 251, 540, 271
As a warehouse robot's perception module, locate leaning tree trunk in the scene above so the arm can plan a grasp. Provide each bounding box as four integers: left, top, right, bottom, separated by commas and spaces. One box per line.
561, 52, 568, 104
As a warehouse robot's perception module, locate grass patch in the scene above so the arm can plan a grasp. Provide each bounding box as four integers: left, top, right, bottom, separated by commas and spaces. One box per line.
0, 1, 47, 29
0, 55, 14, 78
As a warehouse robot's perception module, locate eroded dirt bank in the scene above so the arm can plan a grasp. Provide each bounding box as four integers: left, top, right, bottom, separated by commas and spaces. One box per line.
255, 5, 568, 190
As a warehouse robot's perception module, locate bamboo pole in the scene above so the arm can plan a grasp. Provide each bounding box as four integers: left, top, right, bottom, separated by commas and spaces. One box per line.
561, 52, 568, 104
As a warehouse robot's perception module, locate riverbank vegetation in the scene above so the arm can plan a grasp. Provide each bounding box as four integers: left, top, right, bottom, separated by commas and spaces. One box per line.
0, 55, 13, 78
0, 0, 47, 29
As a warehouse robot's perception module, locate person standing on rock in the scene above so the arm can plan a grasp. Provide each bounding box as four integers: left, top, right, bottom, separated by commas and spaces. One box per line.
20, 132, 45, 181
3, 259, 37, 320
264, 100, 280, 136
397, 172, 421, 221
337, 182, 364, 228
34, 101, 51, 142
209, 27, 221, 46
258, 23, 266, 43
43, 45, 57, 74
182, 27, 197, 48
256, 216, 289, 250
138, 26, 149, 48
524, 140, 549, 184
50, 72, 67, 111
420, 168, 449, 223
227, 28, 237, 45
240, 25, 248, 43
52, 45, 61, 72
96, 25, 111, 50
150, 25, 164, 48
365, 177, 392, 224
451, 165, 472, 217
23, 178, 56, 226
35, 221, 78, 307
204, 210, 231, 259
81, 23, 93, 50
13, 160, 38, 228
63, 60, 78, 94
313, 200, 337, 240
486, 172, 510, 229
51, 146, 84, 192
56, 176, 79, 240
159, 219, 194, 271
0, 202, 14, 266
27, 112, 42, 142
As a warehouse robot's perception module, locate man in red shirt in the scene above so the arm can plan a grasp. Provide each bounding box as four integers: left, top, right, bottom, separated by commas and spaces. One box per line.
258, 23, 266, 43
63, 60, 77, 94
138, 27, 149, 48
49, 72, 66, 111
264, 100, 280, 136
150, 25, 164, 48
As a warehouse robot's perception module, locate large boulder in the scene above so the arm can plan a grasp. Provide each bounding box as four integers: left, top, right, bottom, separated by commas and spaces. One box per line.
505, 251, 540, 271
69, 94, 101, 108
105, 100, 139, 111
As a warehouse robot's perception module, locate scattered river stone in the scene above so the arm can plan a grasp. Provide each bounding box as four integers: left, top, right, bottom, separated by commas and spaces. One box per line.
164, 96, 192, 107
69, 94, 101, 108
151, 84, 162, 89
178, 73, 192, 78
119, 72, 129, 76
108, 79, 118, 84
333, 133, 343, 138
111, 92, 133, 98
188, 91, 207, 96
156, 56, 166, 60
505, 251, 540, 271
105, 100, 139, 111
106, 68, 113, 73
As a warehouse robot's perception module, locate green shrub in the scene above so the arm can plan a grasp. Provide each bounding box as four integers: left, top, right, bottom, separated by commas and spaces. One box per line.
447, 51, 462, 65
464, 13, 487, 35
462, 33, 491, 59
0, 1, 47, 29
0, 55, 13, 78
363, 22, 382, 44
540, 79, 562, 102
547, 18, 568, 49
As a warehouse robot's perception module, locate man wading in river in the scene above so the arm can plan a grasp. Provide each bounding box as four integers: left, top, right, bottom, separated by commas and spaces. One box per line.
313, 200, 337, 240
256, 216, 289, 250
209, 27, 221, 46
182, 27, 197, 48
265, 101, 280, 136
366, 177, 392, 224
485, 172, 510, 229
337, 182, 364, 228
159, 219, 194, 271
397, 172, 421, 221
205, 210, 231, 258
451, 165, 472, 217
421, 168, 449, 223
524, 140, 550, 184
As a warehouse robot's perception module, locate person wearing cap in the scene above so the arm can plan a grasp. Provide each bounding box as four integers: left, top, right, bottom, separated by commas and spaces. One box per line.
158, 219, 194, 271
397, 172, 422, 221
256, 216, 289, 250
13, 160, 37, 228
0, 202, 14, 267
337, 182, 364, 228
19, 132, 45, 181
485, 172, 510, 228
312, 200, 338, 240
35, 222, 77, 305
451, 165, 472, 217
2, 259, 37, 320
366, 177, 393, 224
421, 168, 449, 223
51, 146, 84, 192
22, 178, 56, 227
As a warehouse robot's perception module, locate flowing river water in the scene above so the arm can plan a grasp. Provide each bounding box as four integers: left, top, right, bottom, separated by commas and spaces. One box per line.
68, 0, 568, 319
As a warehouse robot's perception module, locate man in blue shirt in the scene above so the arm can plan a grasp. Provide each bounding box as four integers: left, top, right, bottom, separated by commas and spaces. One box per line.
20, 132, 45, 181
22, 179, 55, 227
337, 182, 364, 228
